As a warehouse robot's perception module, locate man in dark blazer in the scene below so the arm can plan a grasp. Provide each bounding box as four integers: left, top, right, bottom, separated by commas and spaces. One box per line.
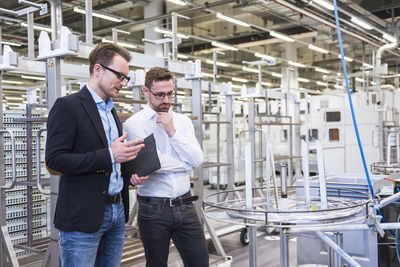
45, 43, 147, 267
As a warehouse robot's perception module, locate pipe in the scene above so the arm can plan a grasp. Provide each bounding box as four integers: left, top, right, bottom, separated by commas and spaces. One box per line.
288, 222, 400, 234
316, 231, 361, 267
376, 18, 400, 72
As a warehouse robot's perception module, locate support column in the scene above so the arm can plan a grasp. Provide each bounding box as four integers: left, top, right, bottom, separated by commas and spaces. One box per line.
144, 1, 164, 57
225, 94, 235, 199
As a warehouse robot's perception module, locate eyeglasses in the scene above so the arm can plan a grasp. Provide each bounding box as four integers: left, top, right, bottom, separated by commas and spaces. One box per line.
100, 64, 130, 82
147, 88, 175, 100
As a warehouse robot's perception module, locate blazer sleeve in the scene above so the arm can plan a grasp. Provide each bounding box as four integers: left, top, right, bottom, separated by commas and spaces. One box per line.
45, 97, 112, 176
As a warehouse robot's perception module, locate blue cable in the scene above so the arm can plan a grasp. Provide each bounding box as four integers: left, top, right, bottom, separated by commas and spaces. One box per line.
332, 0, 375, 197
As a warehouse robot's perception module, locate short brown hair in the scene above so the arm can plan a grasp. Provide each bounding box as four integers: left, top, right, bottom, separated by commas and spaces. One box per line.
88, 43, 131, 74
145, 67, 174, 89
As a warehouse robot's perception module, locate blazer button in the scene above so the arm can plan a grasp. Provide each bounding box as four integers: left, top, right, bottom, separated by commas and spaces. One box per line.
105, 172, 110, 176
102, 191, 107, 195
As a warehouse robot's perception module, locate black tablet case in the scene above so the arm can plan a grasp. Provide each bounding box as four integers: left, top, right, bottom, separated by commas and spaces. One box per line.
124, 133, 161, 177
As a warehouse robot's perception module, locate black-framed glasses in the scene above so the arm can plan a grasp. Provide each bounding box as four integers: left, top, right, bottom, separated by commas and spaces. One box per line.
147, 88, 175, 100
100, 64, 130, 82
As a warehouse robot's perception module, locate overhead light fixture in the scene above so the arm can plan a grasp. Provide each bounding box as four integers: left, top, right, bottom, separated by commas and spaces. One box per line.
254, 52, 275, 61
288, 61, 306, 68
313, 0, 334, 10
355, 77, 365, 82
371, 81, 377, 85
363, 63, 373, 69
201, 72, 214, 78
74, 7, 122, 23
3, 80, 24, 85
317, 81, 328, 86
206, 59, 229, 67
177, 54, 189, 59
383, 33, 396, 43
242, 66, 258, 73
338, 55, 353, 62
211, 41, 238, 51
337, 72, 342, 76
21, 75, 46, 81
334, 84, 344, 89
351, 17, 373, 30
231, 84, 242, 89
21, 22, 51, 32
232, 77, 248, 83
167, 0, 186, 5
216, 13, 250, 27
298, 77, 310, 82
153, 27, 190, 39
1, 41, 22, 47
308, 44, 328, 54
271, 72, 282, 78
315, 67, 330, 74
269, 31, 294, 42
101, 39, 137, 49
261, 81, 272, 86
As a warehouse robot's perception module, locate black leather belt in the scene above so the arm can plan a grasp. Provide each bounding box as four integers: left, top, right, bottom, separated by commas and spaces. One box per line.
106, 193, 121, 204
138, 192, 198, 207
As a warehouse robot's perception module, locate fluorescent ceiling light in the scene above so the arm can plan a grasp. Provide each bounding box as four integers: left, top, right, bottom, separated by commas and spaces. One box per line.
383, 33, 396, 43
317, 81, 328, 86
313, 0, 334, 10
261, 82, 272, 86
363, 63, 373, 69
3, 80, 24, 85
1, 41, 21, 47
270, 31, 294, 42
21, 22, 51, 32
338, 55, 353, 62
177, 54, 189, 59
231, 84, 242, 89
167, 0, 186, 5
74, 7, 122, 22
315, 67, 330, 74
216, 13, 250, 27
298, 77, 310, 82
21, 75, 46, 81
371, 81, 377, 85
5, 96, 24, 100
351, 17, 373, 30
334, 84, 344, 89
153, 27, 189, 39
254, 52, 275, 61
272, 72, 282, 78
232, 77, 248, 83
201, 72, 214, 78
308, 44, 328, 54
242, 66, 258, 73
206, 59, 229, 67
288, 61, 306, 68
101, 39, 137, 49
337, 72, 341, 76
211, 41, 238, 51
355, 77, 365, 82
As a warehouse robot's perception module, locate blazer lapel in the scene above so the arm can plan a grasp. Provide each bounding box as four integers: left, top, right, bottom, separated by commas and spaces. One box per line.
79, 86, 108, 147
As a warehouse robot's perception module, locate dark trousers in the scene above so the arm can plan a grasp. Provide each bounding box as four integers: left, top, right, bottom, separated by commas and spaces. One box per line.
138, 197, 209, 267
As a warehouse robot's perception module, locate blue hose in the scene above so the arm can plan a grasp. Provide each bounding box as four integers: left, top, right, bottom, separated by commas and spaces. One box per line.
332, 0, 375, 197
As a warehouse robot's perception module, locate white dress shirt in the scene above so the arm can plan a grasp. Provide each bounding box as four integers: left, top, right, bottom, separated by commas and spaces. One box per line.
124, 104, 203, 197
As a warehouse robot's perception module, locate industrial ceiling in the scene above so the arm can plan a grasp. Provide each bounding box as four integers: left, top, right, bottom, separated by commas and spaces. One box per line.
1, 0, 400, 108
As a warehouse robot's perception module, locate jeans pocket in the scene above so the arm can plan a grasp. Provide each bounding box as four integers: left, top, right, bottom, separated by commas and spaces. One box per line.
138, 201, 161, 220
182, 202, 197, 214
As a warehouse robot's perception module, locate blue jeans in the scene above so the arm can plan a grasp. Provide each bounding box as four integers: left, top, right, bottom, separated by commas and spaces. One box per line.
138, 199, 209, 267
59, 202, 125, 267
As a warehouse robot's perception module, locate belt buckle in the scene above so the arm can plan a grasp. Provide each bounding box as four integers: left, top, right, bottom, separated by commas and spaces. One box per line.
169, 197, 183, 207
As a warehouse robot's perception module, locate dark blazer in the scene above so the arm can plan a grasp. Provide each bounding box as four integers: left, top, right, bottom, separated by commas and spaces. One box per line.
45, 86, 131, 233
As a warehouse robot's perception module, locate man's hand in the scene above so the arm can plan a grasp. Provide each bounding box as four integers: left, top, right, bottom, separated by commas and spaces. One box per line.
157, 112, 175, 137
130, 174, 149, 185
111, 133, 144, 163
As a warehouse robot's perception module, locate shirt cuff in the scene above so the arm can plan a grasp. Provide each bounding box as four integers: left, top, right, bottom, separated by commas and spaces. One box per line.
108, 148, 115, 164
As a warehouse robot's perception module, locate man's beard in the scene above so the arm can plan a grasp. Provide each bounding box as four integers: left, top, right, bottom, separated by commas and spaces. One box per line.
156, 103, 170, 112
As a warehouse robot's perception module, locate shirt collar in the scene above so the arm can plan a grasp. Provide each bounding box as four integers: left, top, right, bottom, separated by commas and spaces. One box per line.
86, 84, 114, 110
143, 104, 157, 120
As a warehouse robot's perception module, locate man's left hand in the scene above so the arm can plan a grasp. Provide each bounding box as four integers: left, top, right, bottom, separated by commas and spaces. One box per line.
157, 112, 176, 137
130, 174, 149, 185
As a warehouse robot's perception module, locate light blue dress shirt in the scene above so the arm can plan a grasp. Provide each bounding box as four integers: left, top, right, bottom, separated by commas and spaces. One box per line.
86, 85, 123, 195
